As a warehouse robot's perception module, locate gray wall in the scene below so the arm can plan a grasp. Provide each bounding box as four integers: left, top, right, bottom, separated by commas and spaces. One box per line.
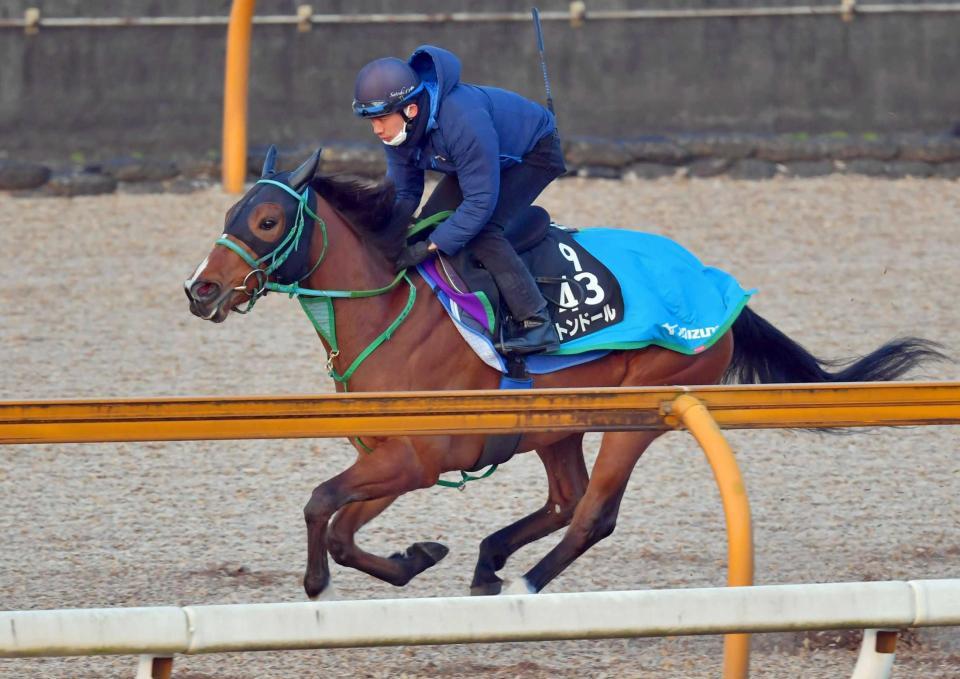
1, 1, 958, 161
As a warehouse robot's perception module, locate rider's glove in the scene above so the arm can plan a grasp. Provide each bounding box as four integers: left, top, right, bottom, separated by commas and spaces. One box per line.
394, 240, 432, 273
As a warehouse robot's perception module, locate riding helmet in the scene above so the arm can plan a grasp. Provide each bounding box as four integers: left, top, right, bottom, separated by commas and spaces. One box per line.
352, 57, 424, 118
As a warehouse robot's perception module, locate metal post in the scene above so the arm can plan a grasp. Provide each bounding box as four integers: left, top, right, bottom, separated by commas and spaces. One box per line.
671, 394, 754, 679
136, 655, 173, 679
851, 629, 897, 679
222, 0, 256, 193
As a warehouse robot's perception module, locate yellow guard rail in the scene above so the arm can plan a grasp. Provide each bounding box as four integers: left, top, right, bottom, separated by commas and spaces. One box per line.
4, 381, 958, 679
2, 382, 958, 445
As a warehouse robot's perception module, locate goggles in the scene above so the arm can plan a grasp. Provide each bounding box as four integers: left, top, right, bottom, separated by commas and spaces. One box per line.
352, 82, 424, 118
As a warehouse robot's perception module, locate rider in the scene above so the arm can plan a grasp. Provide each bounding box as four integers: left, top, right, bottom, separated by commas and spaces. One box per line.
352, 45, 565, 355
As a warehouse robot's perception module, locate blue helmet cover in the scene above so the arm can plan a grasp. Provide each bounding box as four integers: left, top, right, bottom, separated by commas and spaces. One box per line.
353, 57, 423, 118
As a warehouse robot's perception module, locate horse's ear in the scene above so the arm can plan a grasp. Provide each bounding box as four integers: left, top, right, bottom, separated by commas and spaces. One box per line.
261, 145, 279, 178
288, 147, 323, 191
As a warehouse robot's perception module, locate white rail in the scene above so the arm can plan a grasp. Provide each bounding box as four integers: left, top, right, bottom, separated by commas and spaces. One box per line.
3, 580, 958, 658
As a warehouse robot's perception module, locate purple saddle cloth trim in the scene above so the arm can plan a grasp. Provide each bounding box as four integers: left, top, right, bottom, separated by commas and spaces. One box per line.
417, 259, 612, 374
421, 257, 492, 330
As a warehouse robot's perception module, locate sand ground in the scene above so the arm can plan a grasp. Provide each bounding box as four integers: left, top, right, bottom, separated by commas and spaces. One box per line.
1, 175, 958, 678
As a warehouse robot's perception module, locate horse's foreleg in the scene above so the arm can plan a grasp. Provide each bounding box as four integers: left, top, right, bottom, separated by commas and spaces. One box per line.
328, 497, 450, 587
471, 434, 588, 595
302, 436, 443, 599
510, 430, 662, 594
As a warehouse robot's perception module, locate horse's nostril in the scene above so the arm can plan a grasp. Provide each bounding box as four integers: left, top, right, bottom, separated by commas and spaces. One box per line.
190, 280, 219, 302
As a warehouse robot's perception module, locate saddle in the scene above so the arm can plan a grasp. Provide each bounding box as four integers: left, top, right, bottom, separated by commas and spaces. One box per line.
412, 206, 624, 350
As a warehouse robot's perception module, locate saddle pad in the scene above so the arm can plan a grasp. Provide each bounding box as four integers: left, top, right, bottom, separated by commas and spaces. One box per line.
553, 228, 755, 355
418, 226, 755, 370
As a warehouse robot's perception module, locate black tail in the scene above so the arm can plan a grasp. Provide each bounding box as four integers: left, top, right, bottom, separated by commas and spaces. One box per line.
725, 306, 948, 384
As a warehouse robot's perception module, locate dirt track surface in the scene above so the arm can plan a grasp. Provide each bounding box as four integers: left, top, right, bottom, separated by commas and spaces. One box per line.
2, 176, 959, 678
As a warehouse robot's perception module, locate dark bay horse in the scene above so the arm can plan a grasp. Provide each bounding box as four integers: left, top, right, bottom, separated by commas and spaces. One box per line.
185, 148, 942, 599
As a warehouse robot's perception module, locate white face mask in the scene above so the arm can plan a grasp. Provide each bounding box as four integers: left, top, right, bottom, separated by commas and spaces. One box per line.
381, 105, 417, 147
382, 126, 408, 147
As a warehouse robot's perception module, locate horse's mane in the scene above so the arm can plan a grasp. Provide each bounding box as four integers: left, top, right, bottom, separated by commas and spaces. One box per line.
309, 174, 405, 261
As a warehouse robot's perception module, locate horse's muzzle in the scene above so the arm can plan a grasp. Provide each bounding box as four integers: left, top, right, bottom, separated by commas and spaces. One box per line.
185, 278, 229, 322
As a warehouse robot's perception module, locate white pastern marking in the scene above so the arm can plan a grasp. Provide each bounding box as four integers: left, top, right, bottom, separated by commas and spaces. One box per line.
501, 577, 536, 595
309, 581, 339, 602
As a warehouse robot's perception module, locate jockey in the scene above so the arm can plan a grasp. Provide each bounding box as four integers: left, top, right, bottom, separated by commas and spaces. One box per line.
352, 45, 565, 355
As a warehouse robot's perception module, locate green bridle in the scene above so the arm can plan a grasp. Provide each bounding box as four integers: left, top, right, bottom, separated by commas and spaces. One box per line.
215, 178, 414, 385
214, 179, 329, 313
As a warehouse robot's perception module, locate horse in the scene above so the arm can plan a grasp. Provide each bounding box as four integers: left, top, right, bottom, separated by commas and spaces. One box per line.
184, 147, 943, 600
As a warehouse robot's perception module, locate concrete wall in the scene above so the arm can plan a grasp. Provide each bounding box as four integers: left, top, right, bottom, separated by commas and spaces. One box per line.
1, 1, 957, 162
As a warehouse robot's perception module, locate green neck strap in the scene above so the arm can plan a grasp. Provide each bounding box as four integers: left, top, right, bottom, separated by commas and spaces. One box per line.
292, 209, 455, 384
325, 274, 417, 385
295, 206, 496, 490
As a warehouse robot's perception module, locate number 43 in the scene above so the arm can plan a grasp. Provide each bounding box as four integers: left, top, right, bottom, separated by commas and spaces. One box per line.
558, 242, 605, 307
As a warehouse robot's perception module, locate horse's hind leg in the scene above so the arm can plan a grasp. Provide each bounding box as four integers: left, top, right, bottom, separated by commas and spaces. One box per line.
508, 430, 663, 594
327, 496, 449, 588
471, 434, 588, 596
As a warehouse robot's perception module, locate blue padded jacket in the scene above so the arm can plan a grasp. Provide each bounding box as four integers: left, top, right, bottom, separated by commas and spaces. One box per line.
383, 45, 556, 255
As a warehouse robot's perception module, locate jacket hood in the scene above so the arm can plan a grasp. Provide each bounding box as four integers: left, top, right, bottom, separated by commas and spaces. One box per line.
408, 45, 461, 131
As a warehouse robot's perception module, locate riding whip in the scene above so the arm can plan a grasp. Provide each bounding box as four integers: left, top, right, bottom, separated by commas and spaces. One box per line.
531, 8, 555, 115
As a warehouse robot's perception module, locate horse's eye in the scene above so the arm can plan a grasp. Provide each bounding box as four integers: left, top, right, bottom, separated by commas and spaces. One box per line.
260, 219, 277, 230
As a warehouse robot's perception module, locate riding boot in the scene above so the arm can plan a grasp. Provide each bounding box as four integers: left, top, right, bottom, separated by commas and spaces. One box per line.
499, 307, 561, 355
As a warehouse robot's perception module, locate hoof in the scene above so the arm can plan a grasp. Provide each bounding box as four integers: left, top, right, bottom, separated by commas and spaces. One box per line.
410, 541, 449, 566
390, 541, 449, 566
308, 581, 339, 602
303, 573, 330, 600
470, 579, 503, 596
386, 541, 450, 585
